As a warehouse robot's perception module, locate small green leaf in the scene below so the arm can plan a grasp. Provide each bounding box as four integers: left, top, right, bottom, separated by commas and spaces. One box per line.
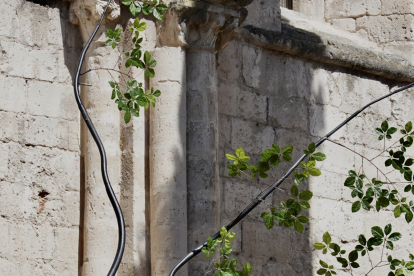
352, 201, 361, 212
314, 243, 326, 250
294, 220, 304, 233
406, 121, 413, 133
124, 110, 131, 124
149, 60, 157, 68
388, 232, 402, 241
384, 224, 392, 235
371, 226, 384, 239
299, 190, 313, 201
319, 260, 328, 268
153, 8, 164, 20
323, 232, 332, 245
381, 120, 389, 132
291, 185, 299, 197
144, 51, 151, 64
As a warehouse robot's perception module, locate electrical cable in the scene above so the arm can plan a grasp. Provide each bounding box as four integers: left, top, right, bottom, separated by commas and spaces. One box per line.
73, 1, 125, 275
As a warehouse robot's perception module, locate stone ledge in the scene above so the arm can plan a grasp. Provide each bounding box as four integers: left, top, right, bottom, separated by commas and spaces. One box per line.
241, 8, 414, 82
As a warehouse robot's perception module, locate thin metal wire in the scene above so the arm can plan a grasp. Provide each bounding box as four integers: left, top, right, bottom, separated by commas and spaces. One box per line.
169, 81, 414, 276
73, 1, 125, 275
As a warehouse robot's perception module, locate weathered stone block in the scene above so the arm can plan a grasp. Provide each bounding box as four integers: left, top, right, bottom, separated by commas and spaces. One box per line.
0, 40, 58, 81
0, 76, 27, 113
292, 0, 325, 21
309, 104, 347, 138
0, 1, 20, 39
356, 15, 414, 44
218, 41, 243, 83
0, 112, 19, 143
243, 0, 281, 32
381, 0, 414, 16
325, 0, 367, 19
218, 82, 267, 123
223, 179, 272, 220
27, 81, 78, 120
23, 115, 79, 152
331, 18, 356, 32
231, 117, 275, 154
242, 221, 291, 261
268, 97, 309, 131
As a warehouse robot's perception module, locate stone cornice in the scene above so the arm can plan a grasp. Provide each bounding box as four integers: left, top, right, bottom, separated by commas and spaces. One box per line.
241, 8, 414, 82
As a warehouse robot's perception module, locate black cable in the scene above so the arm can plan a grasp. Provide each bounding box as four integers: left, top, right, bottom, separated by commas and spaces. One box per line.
169, 81, 414, 276
73, 1, 125, 275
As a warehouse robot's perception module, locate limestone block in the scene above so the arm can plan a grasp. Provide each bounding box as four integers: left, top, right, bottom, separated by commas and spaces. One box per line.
382, 0, 414, 16
345, 114, 389, 151
230, 117, 275, 155
356, 15, 414, 44
48, 8, 64, 47
0, 1, 21, 38
243, 0, 281, 32
292, 0, 325, 21
309, 104, 347, 139
331, 18, 356, 32
217, 41, 243, 83
390, 86, 414, 123
366, 0, 381, 16
0, 181, 35, 221
0, 112, 19, 143
242, 45, 262, 90
27, 81, 78, 121
310, 67, 330, 105
268, 97, 309, 131
274, 128, 311, 161
223, 179, 272, 220
309, 170, 342, 201
17, 1, 50, 48
0, 40, 58, 81
0, 144, 8, 180
317, 143, 356, 174
242, 221, 291, 261
23, 115, 79, 152
0, 76, 27, 113
218, 82, 267, 123
310, 199, 364, 239
325, 0, 367, 19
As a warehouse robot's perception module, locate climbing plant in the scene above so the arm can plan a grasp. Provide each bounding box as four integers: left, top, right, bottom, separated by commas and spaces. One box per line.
105, 0, 168, 123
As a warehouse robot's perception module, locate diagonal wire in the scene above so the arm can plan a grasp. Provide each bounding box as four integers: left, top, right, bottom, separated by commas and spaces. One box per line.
169, 82, 414, 275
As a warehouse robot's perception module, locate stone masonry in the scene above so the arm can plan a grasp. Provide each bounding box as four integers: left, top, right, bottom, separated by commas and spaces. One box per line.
2, 0, 414, 276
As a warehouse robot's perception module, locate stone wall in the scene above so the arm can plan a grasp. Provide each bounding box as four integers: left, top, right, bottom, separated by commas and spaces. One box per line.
215, 37, 414, 275
2, 0, 414, 276
0, 0, 82, 275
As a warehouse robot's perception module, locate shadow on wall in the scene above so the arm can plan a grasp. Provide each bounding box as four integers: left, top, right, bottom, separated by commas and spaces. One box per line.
214, 17, 331, 275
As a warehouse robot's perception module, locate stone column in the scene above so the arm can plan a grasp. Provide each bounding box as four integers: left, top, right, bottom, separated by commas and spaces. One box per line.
149, 9, 188, 275
181, 2, 248, 274
69, 1, 122, 275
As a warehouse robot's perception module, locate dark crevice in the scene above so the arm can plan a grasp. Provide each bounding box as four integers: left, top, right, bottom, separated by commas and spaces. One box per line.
26, 0, 57, 7
38, 190, 50, 198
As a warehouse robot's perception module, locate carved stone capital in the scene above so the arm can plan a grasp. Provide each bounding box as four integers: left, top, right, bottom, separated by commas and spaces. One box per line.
157, 1, 248, 51
69, 0, 120, 42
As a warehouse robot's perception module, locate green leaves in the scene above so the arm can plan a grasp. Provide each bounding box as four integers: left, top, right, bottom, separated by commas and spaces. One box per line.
202, 227, 252, 276
376, 120, 397, 140
106, 28, 122, 49
109, 80, 162, 123
123, 0, 168, 20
